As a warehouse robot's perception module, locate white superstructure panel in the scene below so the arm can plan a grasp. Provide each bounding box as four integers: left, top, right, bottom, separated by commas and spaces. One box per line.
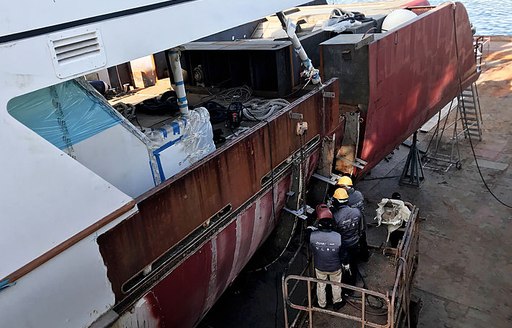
0, 0, 306, 97
74, 124, 156, 198
1, 0, 305, 38
0, 114, 133, 280
0, 209, 136, 328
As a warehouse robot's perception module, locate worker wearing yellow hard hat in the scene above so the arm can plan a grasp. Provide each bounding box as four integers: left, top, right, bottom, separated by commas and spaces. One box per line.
330, 187, 362, 292
336, 176, 369, 262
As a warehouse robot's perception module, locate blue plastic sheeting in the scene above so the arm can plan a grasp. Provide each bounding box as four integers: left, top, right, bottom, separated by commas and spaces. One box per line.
7, 79, 121, 150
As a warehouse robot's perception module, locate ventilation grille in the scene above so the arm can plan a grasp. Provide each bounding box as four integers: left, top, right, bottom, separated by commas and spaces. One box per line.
52, 32, 100, 64
48, 27, 106, 78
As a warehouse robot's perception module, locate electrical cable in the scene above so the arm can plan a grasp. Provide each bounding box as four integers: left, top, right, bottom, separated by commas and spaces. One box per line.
275, 273, 280, 328
466, 121, 512, 208
249, 219, 299, 273
210, 85, 252, 104
423, 98, 455, 156
452, 8, 512, 209
243, 99, 290, 121
342, 267, 388, 316
248, 120, 299, 274
361, 175, 401, 181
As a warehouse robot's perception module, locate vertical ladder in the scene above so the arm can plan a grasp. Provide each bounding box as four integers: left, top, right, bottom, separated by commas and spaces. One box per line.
458, 82, 483, 141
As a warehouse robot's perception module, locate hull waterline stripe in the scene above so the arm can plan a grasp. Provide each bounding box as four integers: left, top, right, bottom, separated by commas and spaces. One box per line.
2, 200, 136, 284
0, 0, 197, 44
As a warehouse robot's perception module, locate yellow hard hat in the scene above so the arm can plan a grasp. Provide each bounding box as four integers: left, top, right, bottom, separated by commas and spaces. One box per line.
333, 188, 349, 201
337, 176, 353, 187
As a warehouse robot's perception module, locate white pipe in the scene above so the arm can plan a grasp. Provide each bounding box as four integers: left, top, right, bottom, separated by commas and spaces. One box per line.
168, 49, 189, 114
277, 12, 321, 85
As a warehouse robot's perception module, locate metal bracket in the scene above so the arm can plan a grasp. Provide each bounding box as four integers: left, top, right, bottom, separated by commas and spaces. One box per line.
322, 91, 335, 99
289, 112, 304, 120
338, 156, 367, 169
283, 205, 313, 220
355, 34, 374, 50
312, 173, 341, 186
355, 157, 368, 165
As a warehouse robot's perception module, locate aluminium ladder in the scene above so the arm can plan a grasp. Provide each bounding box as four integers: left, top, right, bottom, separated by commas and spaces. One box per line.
423, 82, 483, 172
458, 82, 483, 141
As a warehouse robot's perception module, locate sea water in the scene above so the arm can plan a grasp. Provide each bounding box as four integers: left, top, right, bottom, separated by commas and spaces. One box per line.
329, 0, 512, 35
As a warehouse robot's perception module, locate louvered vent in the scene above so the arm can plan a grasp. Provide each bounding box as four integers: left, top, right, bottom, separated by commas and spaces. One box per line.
53, 32, 100, 64
48, 27, 106, 78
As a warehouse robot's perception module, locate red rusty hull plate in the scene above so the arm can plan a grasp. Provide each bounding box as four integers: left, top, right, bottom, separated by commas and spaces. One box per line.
97, 80, 340, 300
359, 2, 477, 174
123, 154, 317, 327
150, 241, 212, 327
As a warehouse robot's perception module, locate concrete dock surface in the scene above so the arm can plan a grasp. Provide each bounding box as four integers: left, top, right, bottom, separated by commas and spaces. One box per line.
357, 37, 512, 328
199, 38, 512, 328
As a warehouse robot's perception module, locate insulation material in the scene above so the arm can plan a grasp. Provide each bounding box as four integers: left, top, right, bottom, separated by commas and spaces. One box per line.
151, 107, 215, 180
7, 80, 121, 150
374, 198, 411, 241
335, 145, 356, 175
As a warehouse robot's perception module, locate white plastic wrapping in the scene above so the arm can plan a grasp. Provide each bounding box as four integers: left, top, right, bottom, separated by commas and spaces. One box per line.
150, 107, 216, 180
182, 107, 216, 163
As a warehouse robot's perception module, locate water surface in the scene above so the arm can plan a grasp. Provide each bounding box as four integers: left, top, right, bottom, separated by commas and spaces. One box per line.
329, 0, 512, 35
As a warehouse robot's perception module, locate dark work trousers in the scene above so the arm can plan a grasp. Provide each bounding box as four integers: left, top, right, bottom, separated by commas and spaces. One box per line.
342, 244, 359, 293
359, 231, 370, 262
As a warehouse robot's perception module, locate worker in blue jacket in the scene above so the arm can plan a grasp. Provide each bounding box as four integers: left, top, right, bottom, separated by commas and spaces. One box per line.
331, 188, 362, 290
309, 204, 346, 310
336, 176, 369, 262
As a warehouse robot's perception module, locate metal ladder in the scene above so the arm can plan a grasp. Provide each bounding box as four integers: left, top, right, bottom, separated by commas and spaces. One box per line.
422, 98, 462, 172
458, 82, 483, 141
423, 82, 483, 172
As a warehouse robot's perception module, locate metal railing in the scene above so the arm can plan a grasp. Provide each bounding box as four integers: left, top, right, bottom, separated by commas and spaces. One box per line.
283, 275, 391, 328
474, 36, 490, 72
390, 207, 420, 327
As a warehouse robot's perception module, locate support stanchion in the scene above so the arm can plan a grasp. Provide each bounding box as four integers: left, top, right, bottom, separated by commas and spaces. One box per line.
399, 132, 424, 187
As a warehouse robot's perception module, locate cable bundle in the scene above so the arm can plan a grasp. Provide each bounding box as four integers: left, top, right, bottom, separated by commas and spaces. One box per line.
242, 98, 290, 121
211, 85, 252, 104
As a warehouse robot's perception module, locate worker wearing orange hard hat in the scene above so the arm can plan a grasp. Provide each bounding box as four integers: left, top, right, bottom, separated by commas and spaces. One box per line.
309, 204, 346, 310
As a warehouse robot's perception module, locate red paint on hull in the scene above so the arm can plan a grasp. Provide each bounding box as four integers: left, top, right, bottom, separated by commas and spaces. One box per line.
140, 157, 316, 327
151, 243, 212, 327
107, 81, 339, 327
358, 2, 478, 175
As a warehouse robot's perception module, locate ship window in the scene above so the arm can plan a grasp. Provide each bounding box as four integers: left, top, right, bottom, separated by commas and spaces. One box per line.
7, 79, 121, 151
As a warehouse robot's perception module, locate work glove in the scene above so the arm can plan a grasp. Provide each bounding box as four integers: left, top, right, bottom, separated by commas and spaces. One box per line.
342, 264, 351, 275
306, 225, 318, 232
